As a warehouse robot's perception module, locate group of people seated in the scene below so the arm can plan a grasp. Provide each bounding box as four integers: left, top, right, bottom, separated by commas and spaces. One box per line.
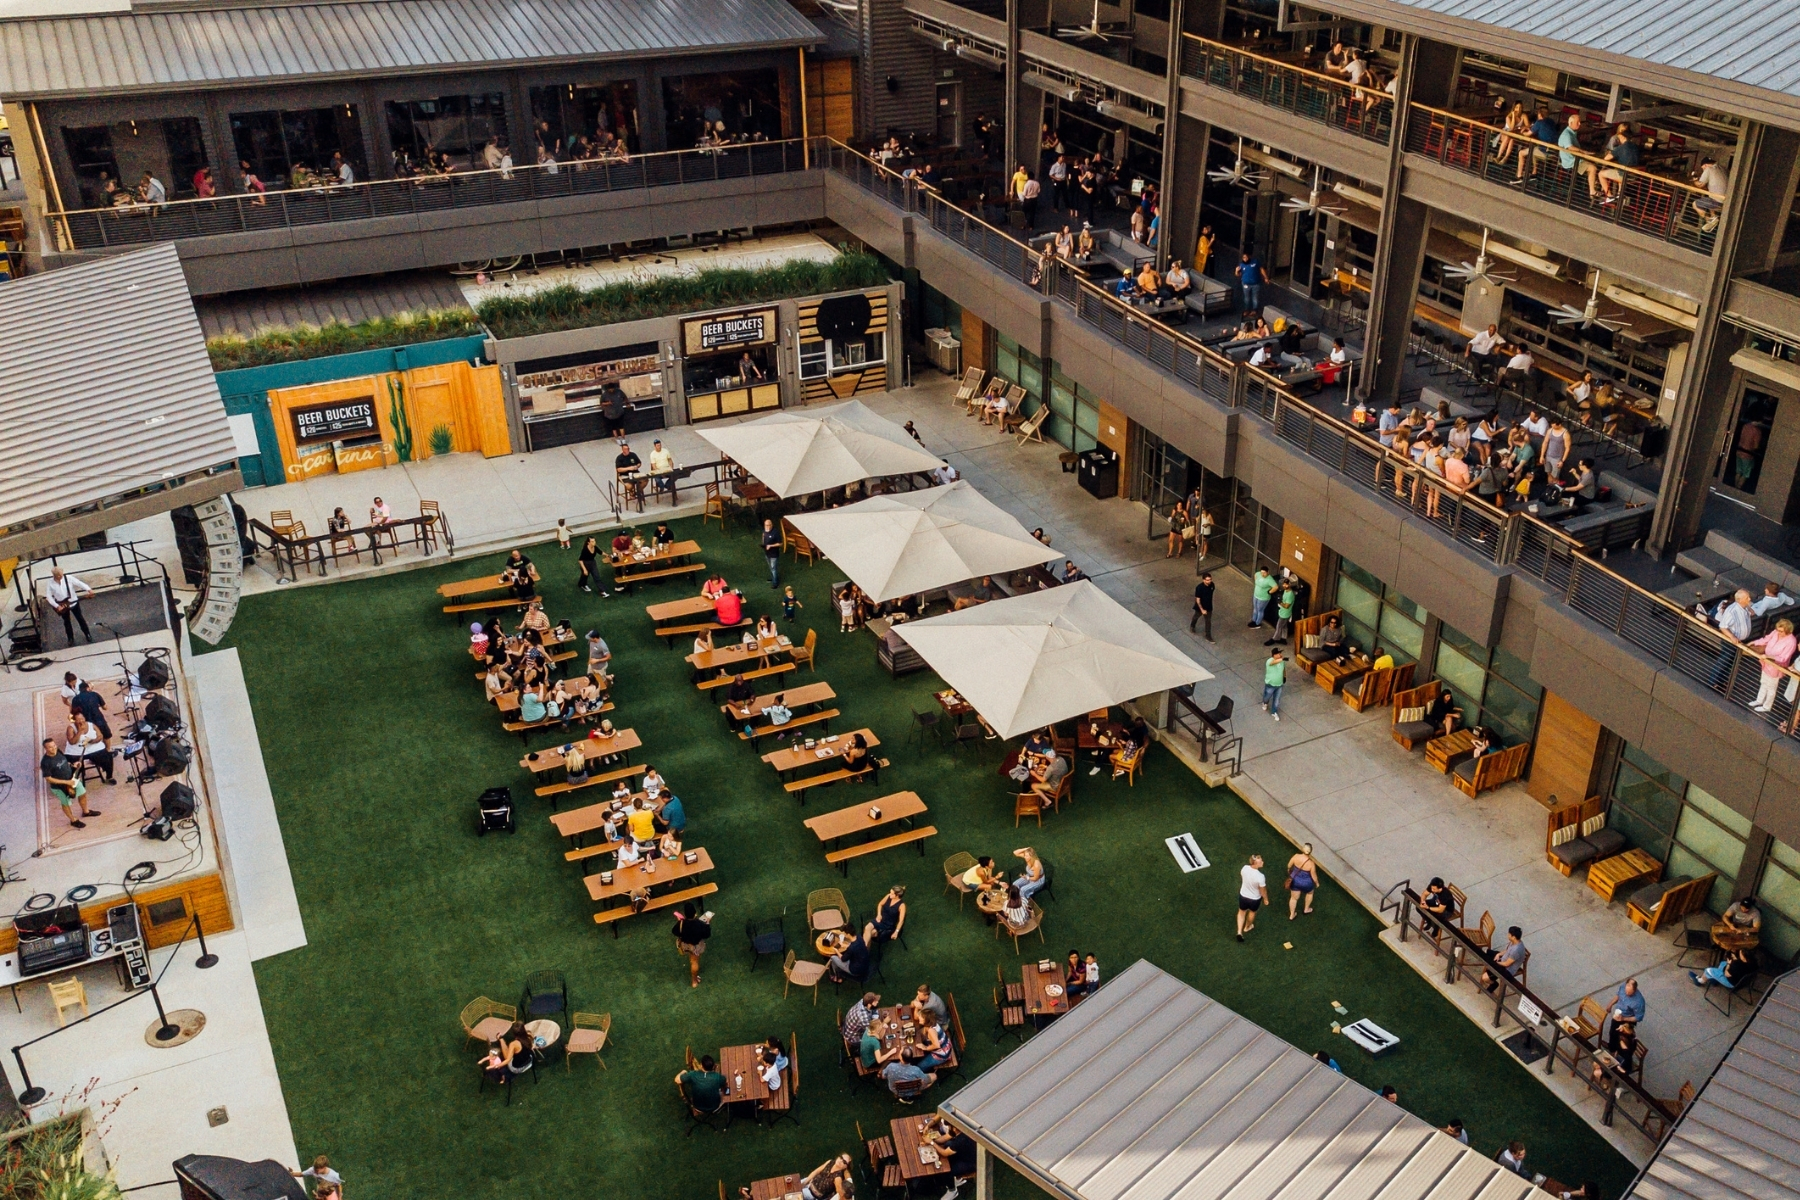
1353, 399, 1600, 513
843, 983, 954, 1098
597, 769, 686, 868
39, 670, 121, 829
961, 847, 1049, 933
822, 885, 909, 988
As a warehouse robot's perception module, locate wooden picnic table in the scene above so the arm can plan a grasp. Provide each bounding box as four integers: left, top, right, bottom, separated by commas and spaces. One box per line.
549, 792, 659, 841
438, 574, 508, 599
718, 1042, 776, 1106
1021, 961, 1070, 1017
520, 728, 641, 775
724, 681, 836, 724
749, 1175, 804, 1200
689, 636, 793, 674
891, 1114, 953, 1183
611, 539, 700, 568
761, 728, 880, 775
646, 595, 716, 623
1316, 654, 1371, 694
1587, 848, 1661, 903
803, 791, 926, 846
934, 689, 976, 718
586, 846, 713, 903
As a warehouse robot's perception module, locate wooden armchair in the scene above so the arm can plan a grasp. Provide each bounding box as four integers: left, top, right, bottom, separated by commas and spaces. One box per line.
1451, 742, 1530, 797
1014, 791, 1044, 827
1628, 873, 1717, 934
1571, 996, 1606, 1040
1344, 661, 1414, 713
1645, 1081, 1695, 1142
1291, 609, 1344, 675
1390, 682, 1441, 750
1446, 884, 1468, 926
943, 852, 977, 908
1457, 909, 1495, 953
784, 523, 819, 566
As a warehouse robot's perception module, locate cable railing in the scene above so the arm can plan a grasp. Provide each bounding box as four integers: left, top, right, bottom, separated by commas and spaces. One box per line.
48, 139, 817, 251
1179, 33, 1394, 145
245, 513, 445, 583
822, 139, 1800, 736
1404, 105, 1719, 255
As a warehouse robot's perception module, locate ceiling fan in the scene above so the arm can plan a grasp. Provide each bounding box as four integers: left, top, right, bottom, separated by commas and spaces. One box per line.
1056, 0, 1131, 43
1206, 138, 1266, 187
1279, 166, 1346, 217
1442, 228, 1516, 287
1551, 276, 1632, 332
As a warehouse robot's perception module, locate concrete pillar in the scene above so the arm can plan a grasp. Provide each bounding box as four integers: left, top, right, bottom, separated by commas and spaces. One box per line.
1004, 0, 1022, 181
975, 1145, 994, 1200
1651, 123, 1800, 553
1357, 36, 1460, 404
1155, 0, 1188, 271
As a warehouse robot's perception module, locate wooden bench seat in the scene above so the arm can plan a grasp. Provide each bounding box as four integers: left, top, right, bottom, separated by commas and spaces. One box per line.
594, 882, 718, 936
445, 597, 529, 617
502, 701, 614, 741
696, 662, 795, 690
615, 562, 706, 590
565, 840, 623, 868
738, 708, 839, 746
475, 648, 577, 680
534, 762, 646, 800
659, 619, 746, 647
785, 758, 889, 803
824, 825, 936, 875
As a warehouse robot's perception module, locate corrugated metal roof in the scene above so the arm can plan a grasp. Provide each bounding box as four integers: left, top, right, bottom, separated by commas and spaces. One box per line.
1376, 0, 1800, 100
0, 0, 823, 98
1626, 972, 1800, 1200
193, 269, 470, 339
941, 961, 1539, 1200
0, 244, 238, 532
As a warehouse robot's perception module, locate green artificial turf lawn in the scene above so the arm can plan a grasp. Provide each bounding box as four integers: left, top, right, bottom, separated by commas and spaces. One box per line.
213, 514, 1635, 1200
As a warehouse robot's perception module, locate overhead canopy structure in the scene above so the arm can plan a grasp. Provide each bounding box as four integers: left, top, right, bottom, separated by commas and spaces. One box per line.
943, 960, 1538, 1200
694, 399, 945, 498
0, 243, 241, 558
892, 581, 1210, 739
785, 481, 1059, 602
1625, 971, 1800, 1200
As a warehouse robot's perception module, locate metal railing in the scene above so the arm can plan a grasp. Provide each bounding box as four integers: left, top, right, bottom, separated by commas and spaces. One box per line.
1180, 34, 1394, 145
48, 139, 816, 251
822, 140, 1800, 736
1391, 887, 1690, 1145
245, 513, 446, 582
1404, 105, 1719, 255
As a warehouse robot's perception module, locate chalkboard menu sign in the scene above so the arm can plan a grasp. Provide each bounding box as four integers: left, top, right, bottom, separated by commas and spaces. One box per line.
292, 397, 378, 443
682, 307, 777, 356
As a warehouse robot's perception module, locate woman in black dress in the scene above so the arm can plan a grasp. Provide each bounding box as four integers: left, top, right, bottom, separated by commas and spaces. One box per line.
577, 536, 600, 593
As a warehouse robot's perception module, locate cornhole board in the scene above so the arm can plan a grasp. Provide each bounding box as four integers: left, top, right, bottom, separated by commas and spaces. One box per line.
1165, 833, 1210, 872
1342, 1019, 1399, 1055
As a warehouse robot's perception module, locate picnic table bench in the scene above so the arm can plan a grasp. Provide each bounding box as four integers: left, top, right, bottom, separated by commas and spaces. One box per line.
593, 882, 718, 934
445, 596, 529, 618
724, 680, 838, 733
589, 848, 716, 936
645, 595, 716, 624
534, 761, 646, 805
823, 820, 936, 875
696, 662, 795, 690
520, 729, 641, 779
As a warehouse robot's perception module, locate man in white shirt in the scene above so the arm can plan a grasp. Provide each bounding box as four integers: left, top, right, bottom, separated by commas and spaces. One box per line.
648, 439, 677, 493
1464, 323, 1501, 378
1343, 51, 1368, 87
1248, 344, 1274, 368
1236, 854, 1268, 941
1692, 158, 1728, 231
139, 173, 167, 205
1497, 347, 1535, 391
46, 567, 93, 644
1712, 588, 1756, 689
333, 152, 354, 186
1521, 410, 1549, 440
1753, 582, 1795, 616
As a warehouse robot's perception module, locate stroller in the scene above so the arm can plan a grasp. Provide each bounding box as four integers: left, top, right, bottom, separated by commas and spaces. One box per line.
477, 786, 516, 835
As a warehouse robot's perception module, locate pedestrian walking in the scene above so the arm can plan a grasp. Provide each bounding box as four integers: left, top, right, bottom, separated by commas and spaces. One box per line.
1287, 843, 1318, 918
1262, 648, 1287, 720
762, 518, 782, 587
577, 536, 600, 593
1236, 854, 1267, 941
1249, 568, 1276, 628
1191, 572, 1214, 640
672, 900, 713, 988
1269, 582, 1296, 645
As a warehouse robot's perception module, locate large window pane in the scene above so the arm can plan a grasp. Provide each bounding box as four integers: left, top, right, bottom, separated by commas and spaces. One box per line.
1491, 644, 1536, 693
1667, 845, 1737, 913
1757, 842, 1800, 962
1622, 744, 1685, 794
1434, 642, 1488, 702
1481, 677, 1540, 744
1683, 785, 1753, 838
1437, 621, 1486, 661
663, 69, 784, 148
1379, 609, 1423, 662
1337, 578, 1380, 632
1612, 761, 1682, 838
1385, 589, 1428, 624
1611, 804, 1673, 862
1339, 559, 1382, 596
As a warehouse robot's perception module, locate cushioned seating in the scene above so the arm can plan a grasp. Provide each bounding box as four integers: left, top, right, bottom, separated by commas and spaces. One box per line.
1587, 827, 1627, 858
1452, 758, 1478, 782
1548, 838, 1601, 870
1623, 875, 1690, 912
1299, 647, 1339, 664
1394, 720, 1437, 744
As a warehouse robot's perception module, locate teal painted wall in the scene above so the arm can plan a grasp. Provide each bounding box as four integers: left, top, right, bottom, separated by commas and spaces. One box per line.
214, 335, 490, 488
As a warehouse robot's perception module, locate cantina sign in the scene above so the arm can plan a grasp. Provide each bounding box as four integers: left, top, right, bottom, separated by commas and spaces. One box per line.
682, 307, 777, 356
291, 397, 377, 443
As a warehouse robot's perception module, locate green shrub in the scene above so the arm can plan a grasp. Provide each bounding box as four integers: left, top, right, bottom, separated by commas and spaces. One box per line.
476, 248, 891, 340
429, 424, 454, 457
207, 307, 484, 372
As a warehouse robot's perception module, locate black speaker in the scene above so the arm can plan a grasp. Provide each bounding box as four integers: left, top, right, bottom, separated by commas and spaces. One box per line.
815, 292, 873, 345
144, 693, 181, 731
152, 737, 191, 777
136, 657, 171, 690
160, 781, 196, 820
169, 506, 208, 589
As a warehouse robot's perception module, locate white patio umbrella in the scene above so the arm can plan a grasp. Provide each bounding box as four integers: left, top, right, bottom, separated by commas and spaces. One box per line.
692, 399, 945, 498
893, 581, 1212, 739
785, 481, 1060, 602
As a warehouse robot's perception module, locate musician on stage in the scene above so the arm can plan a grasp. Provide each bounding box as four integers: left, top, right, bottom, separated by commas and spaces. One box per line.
46, 567, 94, 644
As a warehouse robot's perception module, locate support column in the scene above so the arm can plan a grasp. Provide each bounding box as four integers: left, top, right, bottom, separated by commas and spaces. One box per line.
1155, 0, 1188, 271
1650, 123, 1800, 553
1358, 36, 1460, 404
1004, 0, 1022, 182
975, 1146, 994, 1200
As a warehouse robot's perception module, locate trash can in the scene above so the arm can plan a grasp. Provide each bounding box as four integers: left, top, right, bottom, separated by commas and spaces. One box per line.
1077, 447, 1120, 499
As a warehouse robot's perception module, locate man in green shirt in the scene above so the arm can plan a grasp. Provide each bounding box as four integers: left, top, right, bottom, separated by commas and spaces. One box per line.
860, 1017, 901, 1071
1262, 649, 1287, 721
1268, 585, 1296, 646
676, 1056, 728, 1113
1250, 569, 1276, 628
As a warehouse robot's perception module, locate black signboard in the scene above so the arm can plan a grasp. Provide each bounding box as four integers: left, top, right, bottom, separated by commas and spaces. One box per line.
291, 398, 377, 444
682, 306, 778, 356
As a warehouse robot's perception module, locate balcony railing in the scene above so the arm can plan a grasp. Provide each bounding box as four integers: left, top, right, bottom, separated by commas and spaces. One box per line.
1405, 105, 1719, 255
824, 139, 1800, 742
1179, 34, 1393, 145
47, 139, 817, 252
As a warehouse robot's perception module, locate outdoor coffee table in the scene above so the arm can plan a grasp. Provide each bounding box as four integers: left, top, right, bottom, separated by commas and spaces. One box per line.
749, 1175, 804, 1200
1710, 918, 1759, 953
1425, 729, 1475, 773
525, 1019, 561, 1052
815, 929, 853, 958
1317, 655, 1370, 694
975, 886, 1007, 922
1587, 848, 1660, 902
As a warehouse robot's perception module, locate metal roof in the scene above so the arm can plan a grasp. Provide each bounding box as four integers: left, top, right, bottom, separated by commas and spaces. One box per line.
1625, 971, 1800, 1200
941, 960, 1539, 1200
0, 0, 824, 99
0, 244, 238, 533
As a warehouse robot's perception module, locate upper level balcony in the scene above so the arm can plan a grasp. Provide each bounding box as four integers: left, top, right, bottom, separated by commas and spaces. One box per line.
1179, 33, 1394, 147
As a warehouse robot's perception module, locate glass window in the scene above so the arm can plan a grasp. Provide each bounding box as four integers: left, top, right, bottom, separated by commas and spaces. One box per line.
1481, 677, 1540, 743
62, 117, 211, 207
798, 341, 827, 380
1491, 645, 1536, 693
1339, 560, 1382, 596
385, 94, 509, 173
1609, 747, 1746, 913
528, 80, 641, 162
1336, 577, 1380, 634
830, 332, 885, 370
1434, 641, 1488, 702
662, 69, 784, 149
1757, 839, 1800, 963
231, 106, 366, 187
1379, 608, 1424, 662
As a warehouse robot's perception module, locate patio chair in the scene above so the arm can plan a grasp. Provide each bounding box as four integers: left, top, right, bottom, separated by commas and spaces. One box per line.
1571, 996, 1606, 1041
890, 1074, 929, 1104
807, 887, 850, 934
949, 720, 986, 758
997, 900, 1045, 954
993, 984, 1028, 1044
460, 997, 516, 1048
997, 962, 1025, 1005
1014, 791, 1044, 827
565, 1012, 610, 1072
1110, 743, 1146, 785
1675, 925, 1720, 970
519, 970, 568, 1026
702, 482, 728, 531
679, 1077, 731, 1134
760, 1032, 799, 1127
783, 949, 829, 1002
747, 911, 787, 970
1036, 858, 1057, 904
943, 852, 977, 908
269, 509, 296, 537
791, 628, 819, 672
786, 526, 819, 565
908, 705, 942, 751
952, 367, 985, 406
942, 994, 969, 1081
1014, 405, 1049, 446
1644, 1081, 1695, 1141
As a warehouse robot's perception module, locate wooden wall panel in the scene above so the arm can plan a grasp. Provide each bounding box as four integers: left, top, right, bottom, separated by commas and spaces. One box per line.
1281, 523, 1324, 588
960, 311, 991, 375
0, 871, 232, 956
1527, 689, 1604, 808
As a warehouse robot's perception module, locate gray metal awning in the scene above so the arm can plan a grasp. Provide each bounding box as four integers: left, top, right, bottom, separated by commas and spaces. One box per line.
0, 0, 825, 99
941, 960, 1538, 1200
0, 244, 238, 540
1624, 971, 1800, 1200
